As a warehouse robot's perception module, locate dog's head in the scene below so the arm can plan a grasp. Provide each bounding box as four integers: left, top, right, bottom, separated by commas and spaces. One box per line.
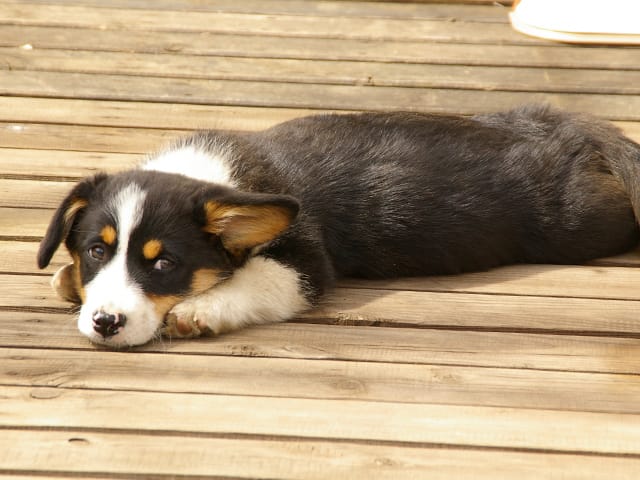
38, 170, 298, 348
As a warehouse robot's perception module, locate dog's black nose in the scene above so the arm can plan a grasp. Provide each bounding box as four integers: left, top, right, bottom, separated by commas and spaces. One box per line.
92, 311, 127, 339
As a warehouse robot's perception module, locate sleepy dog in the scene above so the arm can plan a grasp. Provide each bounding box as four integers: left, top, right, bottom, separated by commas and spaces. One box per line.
38, 105, 640, 348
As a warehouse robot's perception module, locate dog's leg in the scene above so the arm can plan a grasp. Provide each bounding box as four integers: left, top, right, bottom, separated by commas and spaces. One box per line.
162, 256, 311, 338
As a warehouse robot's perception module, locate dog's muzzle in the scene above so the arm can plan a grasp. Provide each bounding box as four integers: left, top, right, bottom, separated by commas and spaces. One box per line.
92, 311, 127, 339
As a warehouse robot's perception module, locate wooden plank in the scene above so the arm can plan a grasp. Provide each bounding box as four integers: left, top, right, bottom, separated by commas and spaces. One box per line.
0, 148, 139, 179
3, 346, 640, 412
2, 310, 640, 375
1, 208, 47, 239
4, 25, 639, 70
0, 123, 183, 153
5, 274, 640, 334
1, 179, 72, 208
3, 429, 637, 480
0, 275, 70, 310
4, 71, 640, 120
6, 47, 640, 94
0, 242, 70, 274
0, 208, 53, 240
4, 385, 640, 454
339, 264, 640, 301
0, 4, 533, 44
0, 97, 321, 131
4, 0, 511, 23
307, 287, 640, 334
0, 0, 513, 22
0, 476, 107, 480
2, 99, 639, 144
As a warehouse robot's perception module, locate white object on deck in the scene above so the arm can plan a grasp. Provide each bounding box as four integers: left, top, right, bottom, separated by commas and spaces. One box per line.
510, 0, 640, 45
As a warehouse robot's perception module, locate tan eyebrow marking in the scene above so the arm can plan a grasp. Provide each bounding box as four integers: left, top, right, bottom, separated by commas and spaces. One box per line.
143, 239, 163, 260
100, 225, 117, 246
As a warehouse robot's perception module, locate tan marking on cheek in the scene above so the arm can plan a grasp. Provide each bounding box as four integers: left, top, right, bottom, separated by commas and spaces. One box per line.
148, 294, 182, 319
100, 225, 117, 246
143, 239, 163, 260
190, 268, 224, 294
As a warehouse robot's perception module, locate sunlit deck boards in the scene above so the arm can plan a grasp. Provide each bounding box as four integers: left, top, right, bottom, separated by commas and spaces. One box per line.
1, 0, 640, 478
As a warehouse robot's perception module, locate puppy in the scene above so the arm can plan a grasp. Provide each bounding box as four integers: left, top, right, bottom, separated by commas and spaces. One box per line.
38, 105, 640, 348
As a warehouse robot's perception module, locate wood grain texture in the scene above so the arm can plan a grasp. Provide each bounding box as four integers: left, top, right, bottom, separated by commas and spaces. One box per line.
0, 3, 531, 43
5, 48, 640, 94
2, 311, 640, 375
0, 0, 514, 22
3, 274, 640, 335
3, 346, 640, 412
307, 287, 640, 334
2, 0, 640, 477
4, 70, 640, 120
0, 123, 183, 153
4, 385, 640, 454
4, 429, 638, 480
0, 208, 53, 240
3, 25, 638, 69
0, 97, 321, 130
0, 148, 138, 179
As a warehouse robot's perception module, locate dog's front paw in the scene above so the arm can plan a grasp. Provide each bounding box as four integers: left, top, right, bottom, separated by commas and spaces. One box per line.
51, 263, 82, 303
161, 302, 213, 339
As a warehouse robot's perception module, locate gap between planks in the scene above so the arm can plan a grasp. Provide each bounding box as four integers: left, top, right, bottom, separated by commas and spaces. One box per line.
2, 429, 637, 480
4, 48, 640, 95
3, 25, 639, 70
3, 273, 640, 336
1, 102, 640, 152
0, 0, 514, 22
3, 385, 640, 455
5, 71, 640, 120
2, 344, 640, 413
2, 310, 640, 375
3, 101, 639, 144
0, 3, 534, 45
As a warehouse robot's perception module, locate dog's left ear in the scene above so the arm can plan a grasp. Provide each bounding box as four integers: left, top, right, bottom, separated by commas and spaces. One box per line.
37, 173, 107, 269
196, 189, 299, 253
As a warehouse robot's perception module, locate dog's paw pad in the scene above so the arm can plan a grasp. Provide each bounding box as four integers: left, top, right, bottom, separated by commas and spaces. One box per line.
162, 311, 212, 339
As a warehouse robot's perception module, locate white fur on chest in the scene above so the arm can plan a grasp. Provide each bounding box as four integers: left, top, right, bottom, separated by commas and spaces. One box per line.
142, 145, 236, 187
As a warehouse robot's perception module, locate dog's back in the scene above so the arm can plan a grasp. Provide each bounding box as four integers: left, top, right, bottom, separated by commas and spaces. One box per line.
220, 106, 640, 277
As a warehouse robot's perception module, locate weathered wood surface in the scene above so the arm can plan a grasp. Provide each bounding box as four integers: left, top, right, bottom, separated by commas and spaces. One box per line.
1, 1, 639, 478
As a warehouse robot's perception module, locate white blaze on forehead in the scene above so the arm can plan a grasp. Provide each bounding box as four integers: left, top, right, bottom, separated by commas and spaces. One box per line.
142, 145, 236, 187
78, 183, 160, 347
107, 183, 147, 250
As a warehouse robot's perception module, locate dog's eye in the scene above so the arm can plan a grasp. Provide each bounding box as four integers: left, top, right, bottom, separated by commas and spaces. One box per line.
88, 244, 106, 261
153, 257, 174, 272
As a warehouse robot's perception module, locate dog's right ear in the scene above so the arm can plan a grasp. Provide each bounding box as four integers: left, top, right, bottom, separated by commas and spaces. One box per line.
37, 174, 107, 269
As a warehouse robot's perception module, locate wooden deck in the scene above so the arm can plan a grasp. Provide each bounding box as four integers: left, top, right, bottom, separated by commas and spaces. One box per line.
1, 0, 640, 478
